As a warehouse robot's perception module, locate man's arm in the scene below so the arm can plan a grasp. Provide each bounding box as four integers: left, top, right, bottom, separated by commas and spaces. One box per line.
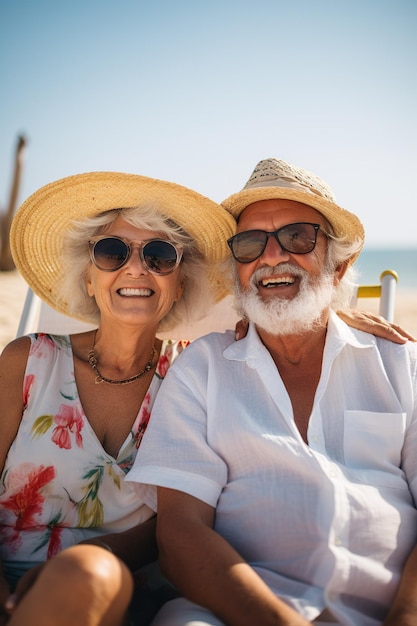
383, 544, 417, 626
156, 487, 311, 626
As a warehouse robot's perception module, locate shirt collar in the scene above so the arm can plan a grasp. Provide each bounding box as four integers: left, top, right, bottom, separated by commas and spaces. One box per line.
327, 309, 377, 350
223, 322, 267, 362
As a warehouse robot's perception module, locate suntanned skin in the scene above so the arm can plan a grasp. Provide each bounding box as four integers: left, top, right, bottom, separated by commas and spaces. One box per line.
156, 199, 417, 626
0, 218, 182, 626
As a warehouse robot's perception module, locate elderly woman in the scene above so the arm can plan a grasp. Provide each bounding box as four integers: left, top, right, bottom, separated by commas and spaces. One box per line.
0, 171, 412, 626
0, 171, 235, 626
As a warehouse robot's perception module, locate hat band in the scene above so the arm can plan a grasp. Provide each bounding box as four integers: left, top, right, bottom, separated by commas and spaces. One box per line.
243, 176, 320, 196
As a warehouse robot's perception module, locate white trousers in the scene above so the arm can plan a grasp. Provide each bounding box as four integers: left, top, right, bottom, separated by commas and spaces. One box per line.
151, 598, 224, 626
150, 597, 340, 626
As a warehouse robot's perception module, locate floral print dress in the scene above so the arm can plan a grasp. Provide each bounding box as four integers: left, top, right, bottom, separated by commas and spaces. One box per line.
0, 333, 188, 580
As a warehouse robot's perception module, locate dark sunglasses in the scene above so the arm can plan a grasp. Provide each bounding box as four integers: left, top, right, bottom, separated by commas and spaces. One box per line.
89, 236, 183, 275
227, 222, 321, 264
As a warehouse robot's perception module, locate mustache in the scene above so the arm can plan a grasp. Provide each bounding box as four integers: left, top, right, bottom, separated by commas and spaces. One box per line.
249, 263, 308, 289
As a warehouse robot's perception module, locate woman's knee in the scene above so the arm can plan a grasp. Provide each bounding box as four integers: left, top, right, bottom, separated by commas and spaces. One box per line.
44, 544, 134, 602
8, 545, 133, 626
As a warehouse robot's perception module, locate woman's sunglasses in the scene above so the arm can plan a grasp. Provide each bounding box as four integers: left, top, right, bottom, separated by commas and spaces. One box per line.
89, 236, 183, 275
227, 222, 321, 264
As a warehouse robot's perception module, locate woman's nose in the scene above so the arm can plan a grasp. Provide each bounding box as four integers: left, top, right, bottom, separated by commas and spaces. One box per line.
123, 248, 149, 274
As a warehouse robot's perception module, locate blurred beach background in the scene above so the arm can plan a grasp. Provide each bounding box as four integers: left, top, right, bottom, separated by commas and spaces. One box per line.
1, 0, 416, 348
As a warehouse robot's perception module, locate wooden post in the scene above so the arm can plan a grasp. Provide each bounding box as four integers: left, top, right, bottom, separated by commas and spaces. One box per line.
0, 135, 27, 271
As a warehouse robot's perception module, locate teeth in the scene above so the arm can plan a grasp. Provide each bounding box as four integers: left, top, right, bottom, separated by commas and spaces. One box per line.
119, 288, 152, 296
260, 276, 295, 287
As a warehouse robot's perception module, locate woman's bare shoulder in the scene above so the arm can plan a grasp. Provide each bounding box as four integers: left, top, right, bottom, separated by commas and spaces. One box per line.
0, 335, 31, 365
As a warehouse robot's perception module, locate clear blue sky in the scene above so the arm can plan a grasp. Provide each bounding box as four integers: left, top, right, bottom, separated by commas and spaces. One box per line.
1, 0, 416, 247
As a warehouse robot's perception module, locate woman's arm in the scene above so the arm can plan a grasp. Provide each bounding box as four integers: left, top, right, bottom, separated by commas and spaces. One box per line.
78, 515, 158, 572
0, 337, 30, 623
0, 336, 30, 474
235, 310, 416, 343
335, 309, 415, 343
0, 562, 11, 626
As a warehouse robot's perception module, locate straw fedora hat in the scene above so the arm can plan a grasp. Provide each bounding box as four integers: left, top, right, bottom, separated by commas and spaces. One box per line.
10, 171, 236, 319
222, 158, 365, 264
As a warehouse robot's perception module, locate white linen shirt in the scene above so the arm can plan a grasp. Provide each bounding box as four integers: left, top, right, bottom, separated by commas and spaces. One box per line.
128, 312, 417, 626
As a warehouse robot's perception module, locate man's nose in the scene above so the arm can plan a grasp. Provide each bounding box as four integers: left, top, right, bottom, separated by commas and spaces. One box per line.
260, 233, 290, 263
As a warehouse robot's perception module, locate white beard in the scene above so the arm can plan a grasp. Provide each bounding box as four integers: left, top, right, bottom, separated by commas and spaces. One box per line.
233, 263, 335, 335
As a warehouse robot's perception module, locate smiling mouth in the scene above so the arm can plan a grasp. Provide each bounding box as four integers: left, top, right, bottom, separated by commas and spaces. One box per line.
118, 288, 154, 296
259, 276, 296, 288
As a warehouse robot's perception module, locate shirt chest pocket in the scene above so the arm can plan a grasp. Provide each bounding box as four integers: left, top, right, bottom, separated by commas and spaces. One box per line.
343, 410, 406, 476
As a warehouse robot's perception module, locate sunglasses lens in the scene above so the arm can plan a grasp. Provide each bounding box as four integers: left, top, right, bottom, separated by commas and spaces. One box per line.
229, 223, 319, 263
142, 241, 180, 275
279, 223, 318, 254
229, 230, 267, 263
92, 238, 129, 271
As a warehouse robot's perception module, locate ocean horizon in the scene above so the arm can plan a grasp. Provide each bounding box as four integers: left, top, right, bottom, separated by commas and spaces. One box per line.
354, 248, 417, 291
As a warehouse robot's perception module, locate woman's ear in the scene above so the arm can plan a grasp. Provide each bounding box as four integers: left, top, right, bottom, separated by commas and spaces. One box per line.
174, 278, 185, 303
86, 268, 94, 297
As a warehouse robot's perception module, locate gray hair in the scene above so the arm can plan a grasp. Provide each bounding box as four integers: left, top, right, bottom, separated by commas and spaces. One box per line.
59, 204, 214, 332
323, 227, 362, 310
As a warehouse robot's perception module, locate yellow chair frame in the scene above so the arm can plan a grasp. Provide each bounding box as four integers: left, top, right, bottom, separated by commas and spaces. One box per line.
353, 269, 398, 322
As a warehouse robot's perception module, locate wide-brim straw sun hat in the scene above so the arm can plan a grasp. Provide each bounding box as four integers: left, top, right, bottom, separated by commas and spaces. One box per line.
10, 171, 236, 319
222, 158, 365, 265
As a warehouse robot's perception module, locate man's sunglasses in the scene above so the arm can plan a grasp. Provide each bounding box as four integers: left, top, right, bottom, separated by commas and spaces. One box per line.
227, 222, 321, 264
89, 236, 183, 275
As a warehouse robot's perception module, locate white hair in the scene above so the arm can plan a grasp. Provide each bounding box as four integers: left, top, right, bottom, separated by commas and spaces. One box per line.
59, 204, 215, 331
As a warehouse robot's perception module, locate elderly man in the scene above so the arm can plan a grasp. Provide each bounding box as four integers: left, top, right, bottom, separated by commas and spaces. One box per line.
129, 159, 417, 626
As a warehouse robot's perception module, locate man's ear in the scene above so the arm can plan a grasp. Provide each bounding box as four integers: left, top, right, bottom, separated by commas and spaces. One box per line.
334, 260, 349, 285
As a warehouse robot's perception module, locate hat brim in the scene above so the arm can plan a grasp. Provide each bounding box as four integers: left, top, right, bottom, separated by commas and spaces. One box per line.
11, 172, 236, 320
222, 186, 364, 265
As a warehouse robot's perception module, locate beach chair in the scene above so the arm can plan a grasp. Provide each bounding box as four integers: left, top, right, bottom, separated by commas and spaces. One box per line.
16, 289, 96, 338
16, 270, 398, 339
351, 270, 398, 322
